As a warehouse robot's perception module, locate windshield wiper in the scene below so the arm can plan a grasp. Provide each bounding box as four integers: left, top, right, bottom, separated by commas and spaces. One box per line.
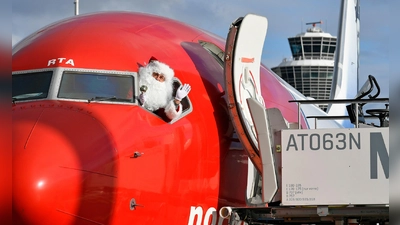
12, 93, 46, 104
88, 96, 117, 103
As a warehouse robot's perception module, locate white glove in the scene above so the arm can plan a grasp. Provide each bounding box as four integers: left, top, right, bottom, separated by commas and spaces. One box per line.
139, 92, 146, 105
175, 84, 191, 101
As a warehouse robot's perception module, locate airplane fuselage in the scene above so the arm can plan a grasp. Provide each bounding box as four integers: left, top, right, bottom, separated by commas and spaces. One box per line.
12, 12, 306, 224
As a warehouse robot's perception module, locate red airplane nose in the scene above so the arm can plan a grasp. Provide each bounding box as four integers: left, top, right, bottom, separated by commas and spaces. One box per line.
12, 138, 80, 225
13, 104, 117, 225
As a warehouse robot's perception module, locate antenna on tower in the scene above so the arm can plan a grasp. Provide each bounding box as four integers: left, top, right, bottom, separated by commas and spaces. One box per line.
305, 20, 323, 27
305, 21, 323, 32
74, 0, 79, 16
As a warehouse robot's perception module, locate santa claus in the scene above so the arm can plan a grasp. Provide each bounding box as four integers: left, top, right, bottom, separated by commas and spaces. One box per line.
138, 59, 191, 122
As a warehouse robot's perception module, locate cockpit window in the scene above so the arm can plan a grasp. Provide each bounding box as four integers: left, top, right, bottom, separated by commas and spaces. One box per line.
12, 71, 53, 101
199, 40, 225, 67
58, 72, 135, 103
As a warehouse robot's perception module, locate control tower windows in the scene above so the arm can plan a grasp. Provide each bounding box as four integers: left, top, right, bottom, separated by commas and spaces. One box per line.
288, 37, 336, 60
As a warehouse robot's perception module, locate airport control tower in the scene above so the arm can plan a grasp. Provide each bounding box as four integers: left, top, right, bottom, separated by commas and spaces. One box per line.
271, 21, 336, 111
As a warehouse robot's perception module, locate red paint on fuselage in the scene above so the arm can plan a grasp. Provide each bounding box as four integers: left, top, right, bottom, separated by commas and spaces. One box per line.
12, 12, 305, 224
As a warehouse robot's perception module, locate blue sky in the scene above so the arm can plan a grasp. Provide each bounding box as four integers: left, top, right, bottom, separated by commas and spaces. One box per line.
12, 0, 395, 97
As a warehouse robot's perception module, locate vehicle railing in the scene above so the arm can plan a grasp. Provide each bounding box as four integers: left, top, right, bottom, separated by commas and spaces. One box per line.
288, 98, 389, 129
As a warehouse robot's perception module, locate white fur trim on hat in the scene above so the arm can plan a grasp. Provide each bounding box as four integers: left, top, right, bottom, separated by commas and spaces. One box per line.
145, 60, 174, 81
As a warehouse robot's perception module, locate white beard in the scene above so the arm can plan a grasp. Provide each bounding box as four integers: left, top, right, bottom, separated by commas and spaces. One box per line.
139, 68, 174, 111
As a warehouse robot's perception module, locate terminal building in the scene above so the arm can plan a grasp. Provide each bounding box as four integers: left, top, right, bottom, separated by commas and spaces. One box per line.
271, 22, 336, 111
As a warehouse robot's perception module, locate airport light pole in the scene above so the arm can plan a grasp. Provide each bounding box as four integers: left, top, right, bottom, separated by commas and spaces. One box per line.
74, 0, 79, 15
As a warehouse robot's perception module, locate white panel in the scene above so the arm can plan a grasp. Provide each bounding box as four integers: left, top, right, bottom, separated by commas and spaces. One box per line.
282, 128, 388, 205
247, 98, 278, 202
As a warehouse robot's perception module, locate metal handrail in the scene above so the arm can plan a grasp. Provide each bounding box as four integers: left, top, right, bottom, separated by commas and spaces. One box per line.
289, 98, 389, 128
288, 98, 388, 104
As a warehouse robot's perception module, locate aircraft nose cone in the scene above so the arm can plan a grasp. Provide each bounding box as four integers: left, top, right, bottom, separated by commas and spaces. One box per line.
13, 141, 73, 225
13, 105, 117, 225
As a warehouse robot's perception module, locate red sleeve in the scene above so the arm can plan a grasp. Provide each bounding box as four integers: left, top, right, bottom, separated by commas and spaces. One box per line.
154, 108, 172, 123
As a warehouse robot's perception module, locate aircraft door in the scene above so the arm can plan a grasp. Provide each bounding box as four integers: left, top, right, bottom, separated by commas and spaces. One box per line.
224, 14, 280, 203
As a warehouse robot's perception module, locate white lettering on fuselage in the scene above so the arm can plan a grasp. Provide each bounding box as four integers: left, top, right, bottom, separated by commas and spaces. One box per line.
188, 206, 226, 225
47, 58, 75, 66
